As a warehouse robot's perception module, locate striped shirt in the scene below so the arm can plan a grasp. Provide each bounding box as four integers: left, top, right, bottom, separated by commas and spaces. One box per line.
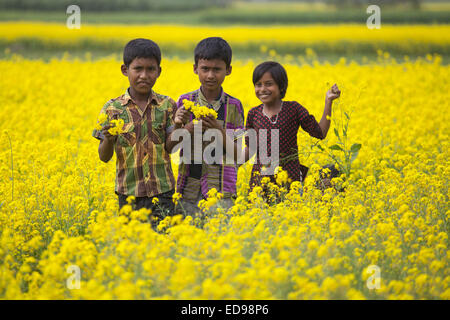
175, 88, 245, 201
93, 88, 176, 197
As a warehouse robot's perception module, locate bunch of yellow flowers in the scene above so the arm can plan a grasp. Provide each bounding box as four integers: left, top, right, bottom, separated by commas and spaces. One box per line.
198, 188, 223, 212
182, 99, 218, 120
172, 192, 182, 206
274, 167, 289, 185
94, 113, 124, 136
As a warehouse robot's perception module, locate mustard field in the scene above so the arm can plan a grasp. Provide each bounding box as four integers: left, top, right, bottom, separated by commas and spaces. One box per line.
1, 22, 449, 57
0, 23, 449, 299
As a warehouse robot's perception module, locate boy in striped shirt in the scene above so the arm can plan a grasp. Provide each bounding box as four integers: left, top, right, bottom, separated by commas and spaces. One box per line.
172, 37, 245, 216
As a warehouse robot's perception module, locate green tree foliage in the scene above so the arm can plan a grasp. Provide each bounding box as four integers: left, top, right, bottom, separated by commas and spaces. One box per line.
0, 0, 232, 11
325, 0, 422, 9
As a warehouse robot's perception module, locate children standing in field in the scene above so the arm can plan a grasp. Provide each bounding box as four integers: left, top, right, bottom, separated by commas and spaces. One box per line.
172, 37, 245, 216
92, 38, 188, 228
244, 61, 341, 189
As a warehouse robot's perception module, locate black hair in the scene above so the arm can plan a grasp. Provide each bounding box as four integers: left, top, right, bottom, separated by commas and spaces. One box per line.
123, 38, 161, 67
194, 37, 232, 68
252, 61, 288, 99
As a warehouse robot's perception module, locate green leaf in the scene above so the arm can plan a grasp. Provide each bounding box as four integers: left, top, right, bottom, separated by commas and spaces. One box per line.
334, 128, 340, 139
350, 143, 362, 153
351, 150, 360, 163
350, 143, 362, 163
329, 144, 344, 151
313, 143, 324, 151
344, 111, 350, 120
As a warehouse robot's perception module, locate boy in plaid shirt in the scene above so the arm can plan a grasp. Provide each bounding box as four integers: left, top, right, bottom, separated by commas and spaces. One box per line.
93, 38, 188, 226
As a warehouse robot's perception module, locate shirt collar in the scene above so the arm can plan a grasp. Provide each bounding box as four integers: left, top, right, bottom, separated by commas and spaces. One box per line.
197, 87, 225, 111
119, 88, 161, 107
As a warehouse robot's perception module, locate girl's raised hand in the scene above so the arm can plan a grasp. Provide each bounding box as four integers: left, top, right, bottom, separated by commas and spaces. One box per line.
326, 83, 341, 101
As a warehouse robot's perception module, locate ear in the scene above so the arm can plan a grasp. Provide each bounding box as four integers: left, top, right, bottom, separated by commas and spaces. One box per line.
226, 65, 232, 76
158, 66, 162, 77
121, 64, 128, 76
193, 64, 198, 75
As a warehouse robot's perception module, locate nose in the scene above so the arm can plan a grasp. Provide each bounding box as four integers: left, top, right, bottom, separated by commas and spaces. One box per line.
139, 70, 150, 80
206, 70, 215, 80
257, 85, 267, 93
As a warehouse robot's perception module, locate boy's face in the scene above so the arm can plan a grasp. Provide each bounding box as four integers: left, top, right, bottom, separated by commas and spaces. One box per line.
194, 59, 231, 92
121, 57, 161, 96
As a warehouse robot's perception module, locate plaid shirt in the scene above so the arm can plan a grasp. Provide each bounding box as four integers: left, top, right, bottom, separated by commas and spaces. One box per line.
175, 88, 245, 201
93, 88, 176, 197
245, 101, 324, 186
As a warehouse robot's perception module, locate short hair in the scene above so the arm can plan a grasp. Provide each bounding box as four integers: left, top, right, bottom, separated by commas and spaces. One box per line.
123, 38, 161, 67
194, 37, 232, 68
252, 61, 288, 99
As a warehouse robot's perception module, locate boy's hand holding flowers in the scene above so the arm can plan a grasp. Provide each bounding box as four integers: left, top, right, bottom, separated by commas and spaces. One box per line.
182, 99, 218, 120
95, 113, 124, 141
201, 115, 222, 131
182, 99, 220, 131
174, 106, 190, 128
101, 124, 117, 142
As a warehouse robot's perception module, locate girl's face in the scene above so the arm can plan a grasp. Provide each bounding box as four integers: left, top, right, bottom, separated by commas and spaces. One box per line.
254, 71, 281, 106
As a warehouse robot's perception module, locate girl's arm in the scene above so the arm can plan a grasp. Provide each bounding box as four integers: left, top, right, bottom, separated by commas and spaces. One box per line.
318, 97, 333, 138
319, 84, 341, 138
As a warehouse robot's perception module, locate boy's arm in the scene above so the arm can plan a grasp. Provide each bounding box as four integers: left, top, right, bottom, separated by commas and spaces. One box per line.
243, 146, 251, 163
93, 99, 117, 162
165, 122, 184, 153
318, 83, 341, 138
165, 100, 190, 153
98, 125, 117, 163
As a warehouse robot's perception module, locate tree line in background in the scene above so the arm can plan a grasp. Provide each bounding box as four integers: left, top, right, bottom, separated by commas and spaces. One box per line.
0, 0, 433, 11
0, 0, 232, 11
325, 0, 423, 9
